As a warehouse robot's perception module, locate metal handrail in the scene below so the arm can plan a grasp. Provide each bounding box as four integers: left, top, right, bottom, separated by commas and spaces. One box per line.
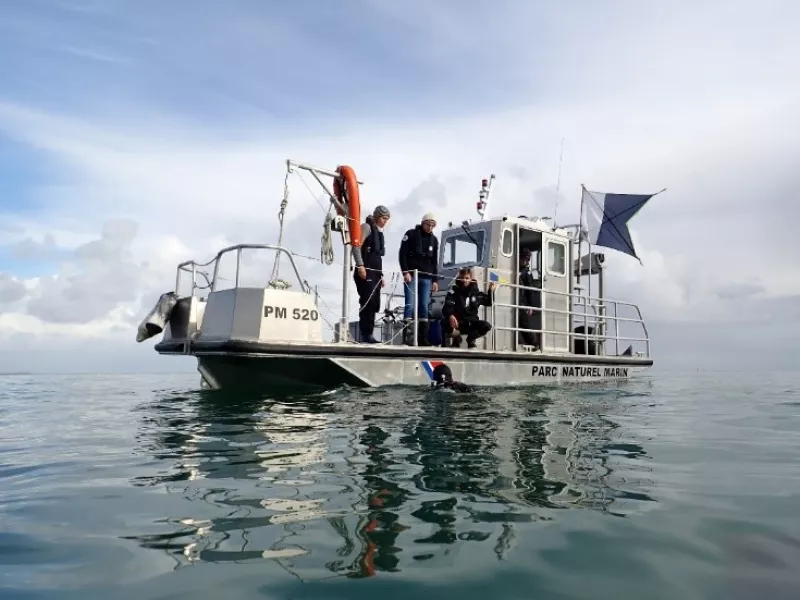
170, 246, 650, 356
489, 278, 650, 357
490, 281, 647, 326
492, 325, 649, 343
350, 270, 649, 356
175, 244, 310, 296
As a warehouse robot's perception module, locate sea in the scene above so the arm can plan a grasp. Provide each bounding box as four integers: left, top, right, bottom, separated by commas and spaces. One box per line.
1, 370, 799, 599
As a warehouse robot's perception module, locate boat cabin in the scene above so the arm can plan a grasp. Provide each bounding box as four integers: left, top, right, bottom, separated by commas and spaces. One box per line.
426, 215, 573, 353
365, 212, 627, 356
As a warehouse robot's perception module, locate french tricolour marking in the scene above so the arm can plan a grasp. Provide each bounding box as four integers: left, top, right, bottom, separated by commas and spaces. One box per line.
421, 360, 445, 380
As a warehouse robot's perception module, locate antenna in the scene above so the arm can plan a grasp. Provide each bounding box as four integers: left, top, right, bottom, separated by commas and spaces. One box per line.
553, 138, 565, 225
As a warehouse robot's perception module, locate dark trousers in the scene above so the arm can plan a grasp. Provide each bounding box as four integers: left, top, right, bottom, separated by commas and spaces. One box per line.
442, 318, 491, 347
518, 308, 540, 347
354, 273, 381, 340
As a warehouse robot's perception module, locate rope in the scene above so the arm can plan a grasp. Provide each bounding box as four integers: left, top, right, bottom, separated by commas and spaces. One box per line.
321, 209, 335, 265
356, 275, 382, 314
269, 170, 291, 284
268, 279, 291, 290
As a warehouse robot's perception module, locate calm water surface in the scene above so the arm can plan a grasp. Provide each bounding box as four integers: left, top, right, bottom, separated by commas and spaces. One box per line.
1, 371, 799, 599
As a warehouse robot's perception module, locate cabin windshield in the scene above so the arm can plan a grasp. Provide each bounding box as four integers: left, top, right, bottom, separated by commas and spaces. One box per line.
442, 229, 486, 267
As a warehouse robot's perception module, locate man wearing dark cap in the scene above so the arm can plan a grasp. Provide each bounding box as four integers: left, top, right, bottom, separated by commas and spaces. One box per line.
352, 205, 391, 343
517, 248, 540, 348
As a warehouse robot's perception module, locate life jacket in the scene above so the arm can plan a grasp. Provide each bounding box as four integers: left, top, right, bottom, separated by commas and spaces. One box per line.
361, 216, 385, 271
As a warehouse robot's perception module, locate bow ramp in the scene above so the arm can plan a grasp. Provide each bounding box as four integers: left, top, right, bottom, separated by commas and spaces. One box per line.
136, 159, 657, 392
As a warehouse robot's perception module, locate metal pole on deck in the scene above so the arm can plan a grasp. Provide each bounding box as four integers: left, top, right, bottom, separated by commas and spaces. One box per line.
341, 237, 350, 343
576, 187, 584, 289
586, 240, 593, 355
576, 189, 585, 356
413, 270, 419, 346
598, 264, 606, 356
235, 248, 242, 288
283, 158, 368, 344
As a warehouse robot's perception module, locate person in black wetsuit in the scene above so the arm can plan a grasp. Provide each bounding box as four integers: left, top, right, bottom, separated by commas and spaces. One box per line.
517, 248, 541, 349
351, 205, 391, 343
440, 267, 496, 349
431, 363, 472, 393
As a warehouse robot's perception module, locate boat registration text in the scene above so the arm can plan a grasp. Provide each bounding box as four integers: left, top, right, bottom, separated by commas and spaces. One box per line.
531, 365, 629, 379
263, 305, 320, 321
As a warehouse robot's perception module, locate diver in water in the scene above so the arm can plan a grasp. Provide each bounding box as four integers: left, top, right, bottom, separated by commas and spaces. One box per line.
431, 363, 472, 393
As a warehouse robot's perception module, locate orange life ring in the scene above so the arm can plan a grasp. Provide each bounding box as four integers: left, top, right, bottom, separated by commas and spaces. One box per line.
333, 165, 362, 247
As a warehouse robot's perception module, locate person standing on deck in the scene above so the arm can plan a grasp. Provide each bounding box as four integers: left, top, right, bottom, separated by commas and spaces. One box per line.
351, 205, 391, 343
398, 213, 439, 345
517, 248, 541, 349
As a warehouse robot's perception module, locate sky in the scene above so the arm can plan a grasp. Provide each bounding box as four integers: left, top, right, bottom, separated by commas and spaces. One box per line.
0, 0, 798, 373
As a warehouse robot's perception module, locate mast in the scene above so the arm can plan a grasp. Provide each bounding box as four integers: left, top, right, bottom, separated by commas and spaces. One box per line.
285, 159, 364, 342
476, 174, 496, 220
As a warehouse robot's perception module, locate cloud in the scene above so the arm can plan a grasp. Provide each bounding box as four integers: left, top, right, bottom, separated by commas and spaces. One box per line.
0, 273, 27, 304
8, 233, 58, 260
24, 218, 151, 325
0, 0, 798, 370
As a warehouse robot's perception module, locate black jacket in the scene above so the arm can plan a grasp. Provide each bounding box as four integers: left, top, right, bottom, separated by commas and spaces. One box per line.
518, 266, 540, 307
398, 225, 438, 281
441, 281, 493, 322
360, 216, 385, 273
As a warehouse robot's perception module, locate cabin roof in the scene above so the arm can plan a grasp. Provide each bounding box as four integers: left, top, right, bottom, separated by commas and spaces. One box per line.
443, 214, 571, 238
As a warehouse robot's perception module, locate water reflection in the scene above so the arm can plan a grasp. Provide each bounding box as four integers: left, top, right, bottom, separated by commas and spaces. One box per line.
126, 383, 656, 577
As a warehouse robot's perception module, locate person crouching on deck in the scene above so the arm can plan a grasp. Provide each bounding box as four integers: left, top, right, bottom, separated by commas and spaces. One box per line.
351, 205, 391, 343
441, 267, 496, 349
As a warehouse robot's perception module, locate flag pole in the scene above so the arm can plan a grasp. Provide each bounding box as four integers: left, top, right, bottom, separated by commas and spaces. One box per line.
576, 184, 585, 287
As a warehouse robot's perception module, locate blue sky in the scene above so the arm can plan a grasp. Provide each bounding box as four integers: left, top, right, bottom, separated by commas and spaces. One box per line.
0, 0, 548, 125
0, 0, 798, 371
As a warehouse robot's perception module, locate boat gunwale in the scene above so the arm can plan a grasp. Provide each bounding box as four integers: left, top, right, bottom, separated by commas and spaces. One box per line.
154, 339, 653, 367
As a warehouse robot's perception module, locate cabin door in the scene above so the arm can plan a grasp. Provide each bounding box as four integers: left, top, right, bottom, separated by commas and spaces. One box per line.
541, 232, 571, 353
488, 223, 516, 351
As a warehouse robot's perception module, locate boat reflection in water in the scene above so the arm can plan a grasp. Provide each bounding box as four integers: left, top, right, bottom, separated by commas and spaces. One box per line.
126, 382, 656, 578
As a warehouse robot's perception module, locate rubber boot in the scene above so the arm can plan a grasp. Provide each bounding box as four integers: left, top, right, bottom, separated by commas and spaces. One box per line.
418, 320, 430, 347
359, 315, 378, 344
402, 320, 414, 345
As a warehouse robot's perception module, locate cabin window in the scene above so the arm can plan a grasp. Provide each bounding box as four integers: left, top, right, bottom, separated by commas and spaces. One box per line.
547, 241, 566, 276
501, 228, 513, 257
442, 230, 485, 267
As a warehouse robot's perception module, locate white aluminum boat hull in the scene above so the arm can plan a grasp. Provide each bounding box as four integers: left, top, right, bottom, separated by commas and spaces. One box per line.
156, 339, 651, 391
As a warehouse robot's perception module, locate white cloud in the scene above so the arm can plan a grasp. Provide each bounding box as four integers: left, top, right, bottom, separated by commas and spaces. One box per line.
0, 1, 798, 369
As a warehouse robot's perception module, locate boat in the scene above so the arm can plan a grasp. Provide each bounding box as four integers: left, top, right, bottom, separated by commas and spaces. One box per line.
137, 159, 656, 391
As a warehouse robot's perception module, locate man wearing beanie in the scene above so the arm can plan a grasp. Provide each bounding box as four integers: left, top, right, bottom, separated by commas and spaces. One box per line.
351, 205, 392, 343
398, 212, 439, 345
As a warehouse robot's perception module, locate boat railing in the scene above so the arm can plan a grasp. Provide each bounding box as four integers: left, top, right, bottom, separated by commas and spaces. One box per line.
340, 268, 649, 355
174, 244, 311, 297
490, 280, 651, 357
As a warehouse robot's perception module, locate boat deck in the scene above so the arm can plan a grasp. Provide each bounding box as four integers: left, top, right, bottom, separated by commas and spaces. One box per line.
155, 338, 652, 367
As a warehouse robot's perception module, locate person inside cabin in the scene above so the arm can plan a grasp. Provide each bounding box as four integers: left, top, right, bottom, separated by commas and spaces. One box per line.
351, 205, 391, 343
398, 212, 440, 346
517, 248, 541, 349
440, 267, 496, 349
